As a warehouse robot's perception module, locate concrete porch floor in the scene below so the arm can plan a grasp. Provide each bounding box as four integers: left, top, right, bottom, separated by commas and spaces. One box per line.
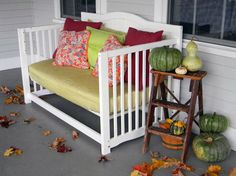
0, 68, 235, 176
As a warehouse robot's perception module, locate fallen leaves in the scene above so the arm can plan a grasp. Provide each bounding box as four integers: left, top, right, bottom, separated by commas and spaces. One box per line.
229, 167, 236, 176
42, 130, 52, 136
23, 117, 36, 124
201, 165, 222, 176
57, 144, 72, 153
50, 137, 65, 149
0, 85, 24, 105
0, 86, 10, 94
131, 155, 193, 176
9, 112, 20, 117
98, 155, 111, 163
0, 116, 16, 128
49, 137, 72, 153
3, 147, 23, 157
72, 130, 79, 140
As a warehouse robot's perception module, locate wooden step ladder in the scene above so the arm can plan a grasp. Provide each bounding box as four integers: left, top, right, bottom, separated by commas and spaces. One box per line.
142, 69, 207, 163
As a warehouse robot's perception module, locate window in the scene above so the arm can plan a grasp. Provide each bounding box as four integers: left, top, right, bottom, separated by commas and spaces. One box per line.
60, 0, 96, 19
169, 0, 236, 47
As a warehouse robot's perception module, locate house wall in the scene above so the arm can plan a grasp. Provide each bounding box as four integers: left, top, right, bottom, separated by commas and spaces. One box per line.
107, 0, 154, 21
32, 0, 55, 26
181, 49, 236, 150
0, 0, 55, 71
0, 0, 33, 70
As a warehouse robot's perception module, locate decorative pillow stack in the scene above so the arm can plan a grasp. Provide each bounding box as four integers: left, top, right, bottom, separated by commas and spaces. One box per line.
53, 18, 103, 69
92, 35, 127, 86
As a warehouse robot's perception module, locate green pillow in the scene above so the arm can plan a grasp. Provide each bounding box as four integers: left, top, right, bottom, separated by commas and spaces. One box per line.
100, 26, 126, 44
86, 26, 126, 69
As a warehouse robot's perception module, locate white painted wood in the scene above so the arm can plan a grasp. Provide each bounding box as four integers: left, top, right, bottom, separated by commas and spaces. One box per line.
0, 57, 20, 71
29, 93, 101, 143
127, 53, 132, 132
17, 28, 31, 104
120, 55, 125, 135
18, 12, 182, 155
135, 52, 139, 130
110, 127, 145, 148
142, 50, 147, 127
154, 0, 168, 23
112, 56, 118, 137
42, 30, 47, 58
107, 0, 154, 21
48, 30, 53, 58
98, 52, 111, 155
54, 0, 60, 19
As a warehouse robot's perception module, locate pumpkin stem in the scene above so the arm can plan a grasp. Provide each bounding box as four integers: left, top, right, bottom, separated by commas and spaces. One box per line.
213, 112, 217, 117
204, 137, 213, 143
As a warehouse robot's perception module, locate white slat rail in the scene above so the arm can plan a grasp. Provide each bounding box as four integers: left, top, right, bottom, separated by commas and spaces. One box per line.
18, 12, 182, 155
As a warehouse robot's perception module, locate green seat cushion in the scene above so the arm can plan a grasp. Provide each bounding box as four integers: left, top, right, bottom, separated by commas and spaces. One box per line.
86, 26, 126, 69
29, 59, 148, 113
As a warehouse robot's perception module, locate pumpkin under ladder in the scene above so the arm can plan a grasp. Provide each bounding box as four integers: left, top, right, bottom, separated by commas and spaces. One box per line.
142, 70, 207, 163
147, 126, 184, 140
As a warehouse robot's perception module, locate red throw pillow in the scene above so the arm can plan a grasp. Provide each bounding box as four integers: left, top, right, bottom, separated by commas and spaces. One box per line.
124, 27, 163, 90
52, 18, 102, 58
63, 18, 102, 31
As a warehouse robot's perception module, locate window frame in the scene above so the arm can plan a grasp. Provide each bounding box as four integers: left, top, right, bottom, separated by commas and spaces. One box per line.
168, 0, 236, 48
53, 0, 106, 21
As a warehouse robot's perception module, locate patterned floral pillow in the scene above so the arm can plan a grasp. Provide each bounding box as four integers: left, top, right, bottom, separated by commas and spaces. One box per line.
92, 35, 127, 86
53, 30, 90, 69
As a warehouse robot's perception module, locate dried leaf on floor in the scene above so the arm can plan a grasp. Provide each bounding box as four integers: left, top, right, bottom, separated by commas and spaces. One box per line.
130, 170, 148, 176
42, 130, 52, 136
172, 168, 185, 176
3, 147, 15, 157
200, 165, 222, 176
0, 116, 8, 123
0, 116, 16, 128
24, 117, 36, 124
3, 147, 23, 157
15, 85, 24, 96
150, 151, 160, 159
4, 97, 13, 104
1, 85, 24, 104
207, 165, 222, 174
15, 149, 23, 155
49, 137, 65, 150
0, 85, 10, 94
72, 130, 79, 140
98, 155, 111, 163
1, 120, 16, 128
57, 144, 72, 153
229, 167, 236, 176
9, 112, 20, 117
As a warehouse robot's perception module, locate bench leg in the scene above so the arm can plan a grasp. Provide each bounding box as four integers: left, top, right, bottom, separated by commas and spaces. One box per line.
101, 142, 111, 155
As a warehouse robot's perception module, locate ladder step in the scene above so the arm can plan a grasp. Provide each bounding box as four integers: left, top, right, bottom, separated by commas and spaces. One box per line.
151, 100, 189, 113
147, 126, 184, 140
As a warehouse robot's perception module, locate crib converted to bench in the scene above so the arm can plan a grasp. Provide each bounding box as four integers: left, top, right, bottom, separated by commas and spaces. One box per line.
17, 12, 183, 155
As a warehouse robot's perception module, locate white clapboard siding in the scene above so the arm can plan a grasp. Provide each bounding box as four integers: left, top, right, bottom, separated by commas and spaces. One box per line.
0, 2, 32, 11
181, 50, 236, 129
107, 0, 154, 21
32, 0, 55, 25
0, 1, 33, 60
